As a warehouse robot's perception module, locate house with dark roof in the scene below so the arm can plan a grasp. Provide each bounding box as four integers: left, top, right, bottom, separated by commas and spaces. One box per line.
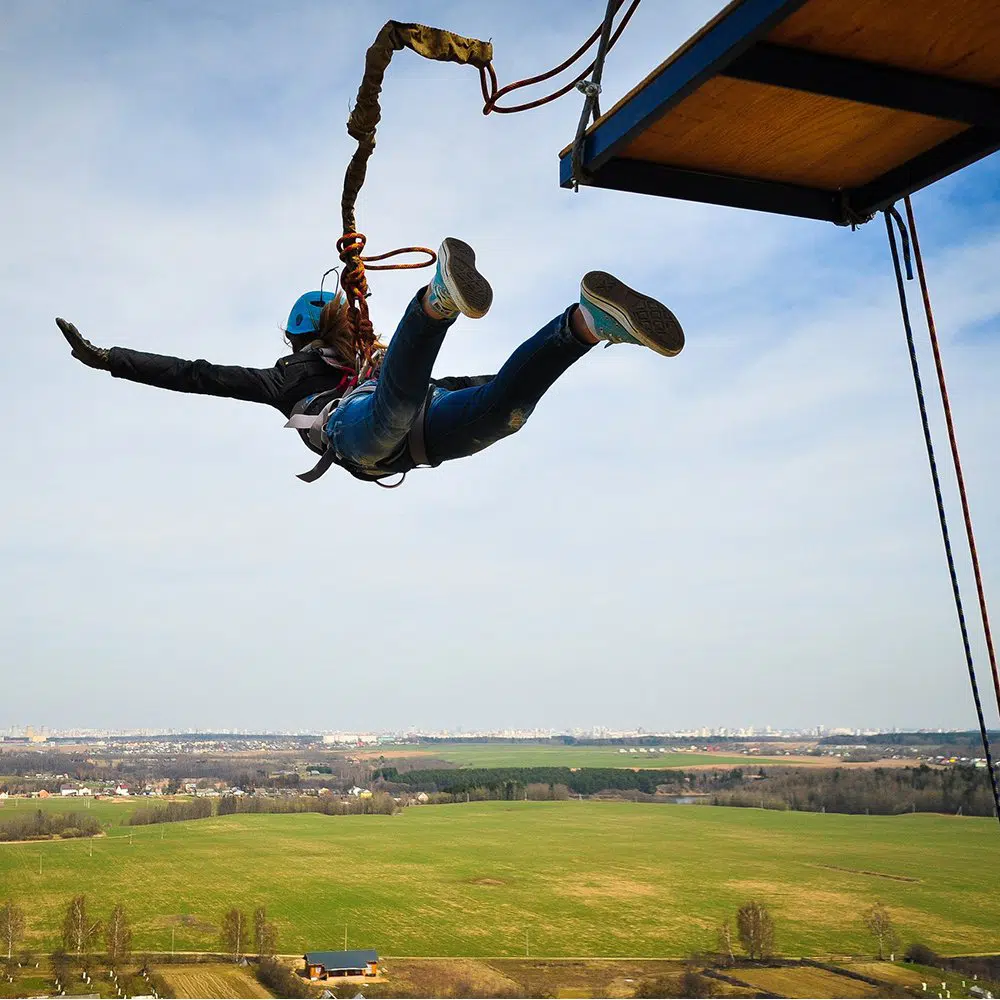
304, 949, 379, 980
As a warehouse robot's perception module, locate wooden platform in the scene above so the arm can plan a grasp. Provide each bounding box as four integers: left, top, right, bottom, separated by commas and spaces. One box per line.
559, 0, 1000, 224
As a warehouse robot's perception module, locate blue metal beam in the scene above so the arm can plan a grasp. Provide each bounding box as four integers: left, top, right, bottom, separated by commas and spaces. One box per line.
559, 0, 810, 184
723, 43, 1000, 129
568, 157, 843, 223
849, 127, 1000, 216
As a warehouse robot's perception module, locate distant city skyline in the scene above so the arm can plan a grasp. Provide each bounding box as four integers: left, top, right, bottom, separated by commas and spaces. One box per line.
2, 722, 983, 741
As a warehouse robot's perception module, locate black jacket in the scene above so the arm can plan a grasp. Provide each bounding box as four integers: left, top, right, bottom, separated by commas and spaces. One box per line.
107, 346, 350, 418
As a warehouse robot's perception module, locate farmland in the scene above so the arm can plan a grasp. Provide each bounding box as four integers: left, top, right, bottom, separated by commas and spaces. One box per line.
2, 801, 997, 960
366, 742, 810, 769
0, 794, 143, 828
157, 963, 271, 998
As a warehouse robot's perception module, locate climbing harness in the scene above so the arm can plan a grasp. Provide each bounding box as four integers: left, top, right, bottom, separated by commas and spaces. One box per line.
884, 200, 1000, 826
286, 380, 414, 488
286, 372, 494, 488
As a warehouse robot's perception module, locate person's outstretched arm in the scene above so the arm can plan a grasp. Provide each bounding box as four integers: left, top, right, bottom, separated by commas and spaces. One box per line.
56, 317, 281, 406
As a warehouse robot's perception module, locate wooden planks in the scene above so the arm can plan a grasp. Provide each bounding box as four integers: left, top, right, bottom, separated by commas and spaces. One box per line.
622, 77, 967, 189
769, 0, 1000, 87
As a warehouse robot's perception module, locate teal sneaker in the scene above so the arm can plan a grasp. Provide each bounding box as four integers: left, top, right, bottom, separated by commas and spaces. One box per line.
580, 271, 684, 357
425, 238, 494, 320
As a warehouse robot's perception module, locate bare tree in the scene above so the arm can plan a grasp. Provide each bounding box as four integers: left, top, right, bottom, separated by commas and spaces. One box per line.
253, 906, 276, 958
62, 896, 101, 960
104, 904, 132, 969
220, 908, 248, 964
863, 902, 899, 960
736, 900, 775, 960
0, 902, 25, 962
717, 919, 735, 964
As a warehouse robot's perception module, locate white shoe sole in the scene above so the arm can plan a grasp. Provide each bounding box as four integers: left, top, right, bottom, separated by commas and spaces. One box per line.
582, 271, 684, 357
439, 238, 493, 319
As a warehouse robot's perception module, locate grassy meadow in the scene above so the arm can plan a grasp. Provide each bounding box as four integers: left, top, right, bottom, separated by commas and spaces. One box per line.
0, 794, 144, 830
370, 743, 782, 769
2, 801, 997, 960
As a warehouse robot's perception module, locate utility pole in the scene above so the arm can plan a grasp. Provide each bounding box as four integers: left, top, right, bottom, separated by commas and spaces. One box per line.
525, 929, 529, 957
344, 925, 347, 950
171, 928, 175, 956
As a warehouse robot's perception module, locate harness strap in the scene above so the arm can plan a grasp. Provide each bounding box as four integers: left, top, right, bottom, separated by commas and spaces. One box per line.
406, 387, 434, 468
288, 374, 495, 483
295, 448, 341, 484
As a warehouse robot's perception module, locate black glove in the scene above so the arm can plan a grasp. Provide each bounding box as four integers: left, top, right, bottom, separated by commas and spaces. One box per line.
56, 318, 111, 371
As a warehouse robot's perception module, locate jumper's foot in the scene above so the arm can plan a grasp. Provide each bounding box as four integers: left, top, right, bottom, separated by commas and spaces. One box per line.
579, 271, 684, 357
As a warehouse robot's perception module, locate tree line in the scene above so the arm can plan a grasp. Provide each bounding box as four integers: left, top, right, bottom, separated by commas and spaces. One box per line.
819, 731, 998, 748
128, 799, 213, 825
216, 791, 396, 816
375, 765, 677, 796
1, 896, 134, 982
376, 763, 996, 816
0, 809, 102, 842
125, 790, 398, 827
708, 763, 994, 816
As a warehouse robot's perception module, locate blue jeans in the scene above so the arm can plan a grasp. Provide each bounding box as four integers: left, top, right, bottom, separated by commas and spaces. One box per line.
326, 290, 593, 476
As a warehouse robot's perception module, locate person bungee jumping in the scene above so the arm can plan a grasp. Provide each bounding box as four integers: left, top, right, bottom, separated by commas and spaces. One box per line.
56, 238, 684, 486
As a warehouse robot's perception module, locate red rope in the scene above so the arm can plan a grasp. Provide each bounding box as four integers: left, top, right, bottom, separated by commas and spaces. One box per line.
479, 0, 641, 115
904, 194, 1000, 721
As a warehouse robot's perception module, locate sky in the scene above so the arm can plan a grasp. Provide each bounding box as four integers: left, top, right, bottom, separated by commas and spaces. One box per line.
2, 0, 999, 735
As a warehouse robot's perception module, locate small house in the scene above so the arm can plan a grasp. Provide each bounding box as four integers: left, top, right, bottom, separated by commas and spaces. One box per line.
304, 950, 378, 980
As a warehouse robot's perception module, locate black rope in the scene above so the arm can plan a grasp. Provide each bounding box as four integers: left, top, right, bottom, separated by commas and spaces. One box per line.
884, 206, 1000, 825
570, 0, 625, 191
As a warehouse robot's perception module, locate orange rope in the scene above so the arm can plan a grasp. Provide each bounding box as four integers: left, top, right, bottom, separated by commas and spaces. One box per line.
336, 233, 436, 376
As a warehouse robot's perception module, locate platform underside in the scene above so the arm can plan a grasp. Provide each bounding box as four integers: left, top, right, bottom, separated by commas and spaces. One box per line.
559, 0, 1000, 224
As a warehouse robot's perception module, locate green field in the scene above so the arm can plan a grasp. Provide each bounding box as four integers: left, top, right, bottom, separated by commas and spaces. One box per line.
2, 802, 996, 960
0, 794, 167, 830
379, 743, 778, 769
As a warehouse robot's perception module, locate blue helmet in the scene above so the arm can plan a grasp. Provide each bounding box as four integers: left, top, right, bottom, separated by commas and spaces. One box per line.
285, 288, 346, 338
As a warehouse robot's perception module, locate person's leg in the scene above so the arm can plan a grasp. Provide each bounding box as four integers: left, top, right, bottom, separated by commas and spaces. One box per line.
327, 238, 492, 470
422, 306, 593, 465
328, 292, 452, 470
422, 271, 684, 465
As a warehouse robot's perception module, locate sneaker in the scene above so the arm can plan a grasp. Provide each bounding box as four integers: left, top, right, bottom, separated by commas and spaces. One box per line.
579, 271, 684, 357
425, 238, 493, 320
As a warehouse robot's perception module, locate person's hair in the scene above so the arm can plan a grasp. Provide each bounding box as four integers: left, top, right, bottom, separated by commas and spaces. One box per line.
286, 297, 386, 371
